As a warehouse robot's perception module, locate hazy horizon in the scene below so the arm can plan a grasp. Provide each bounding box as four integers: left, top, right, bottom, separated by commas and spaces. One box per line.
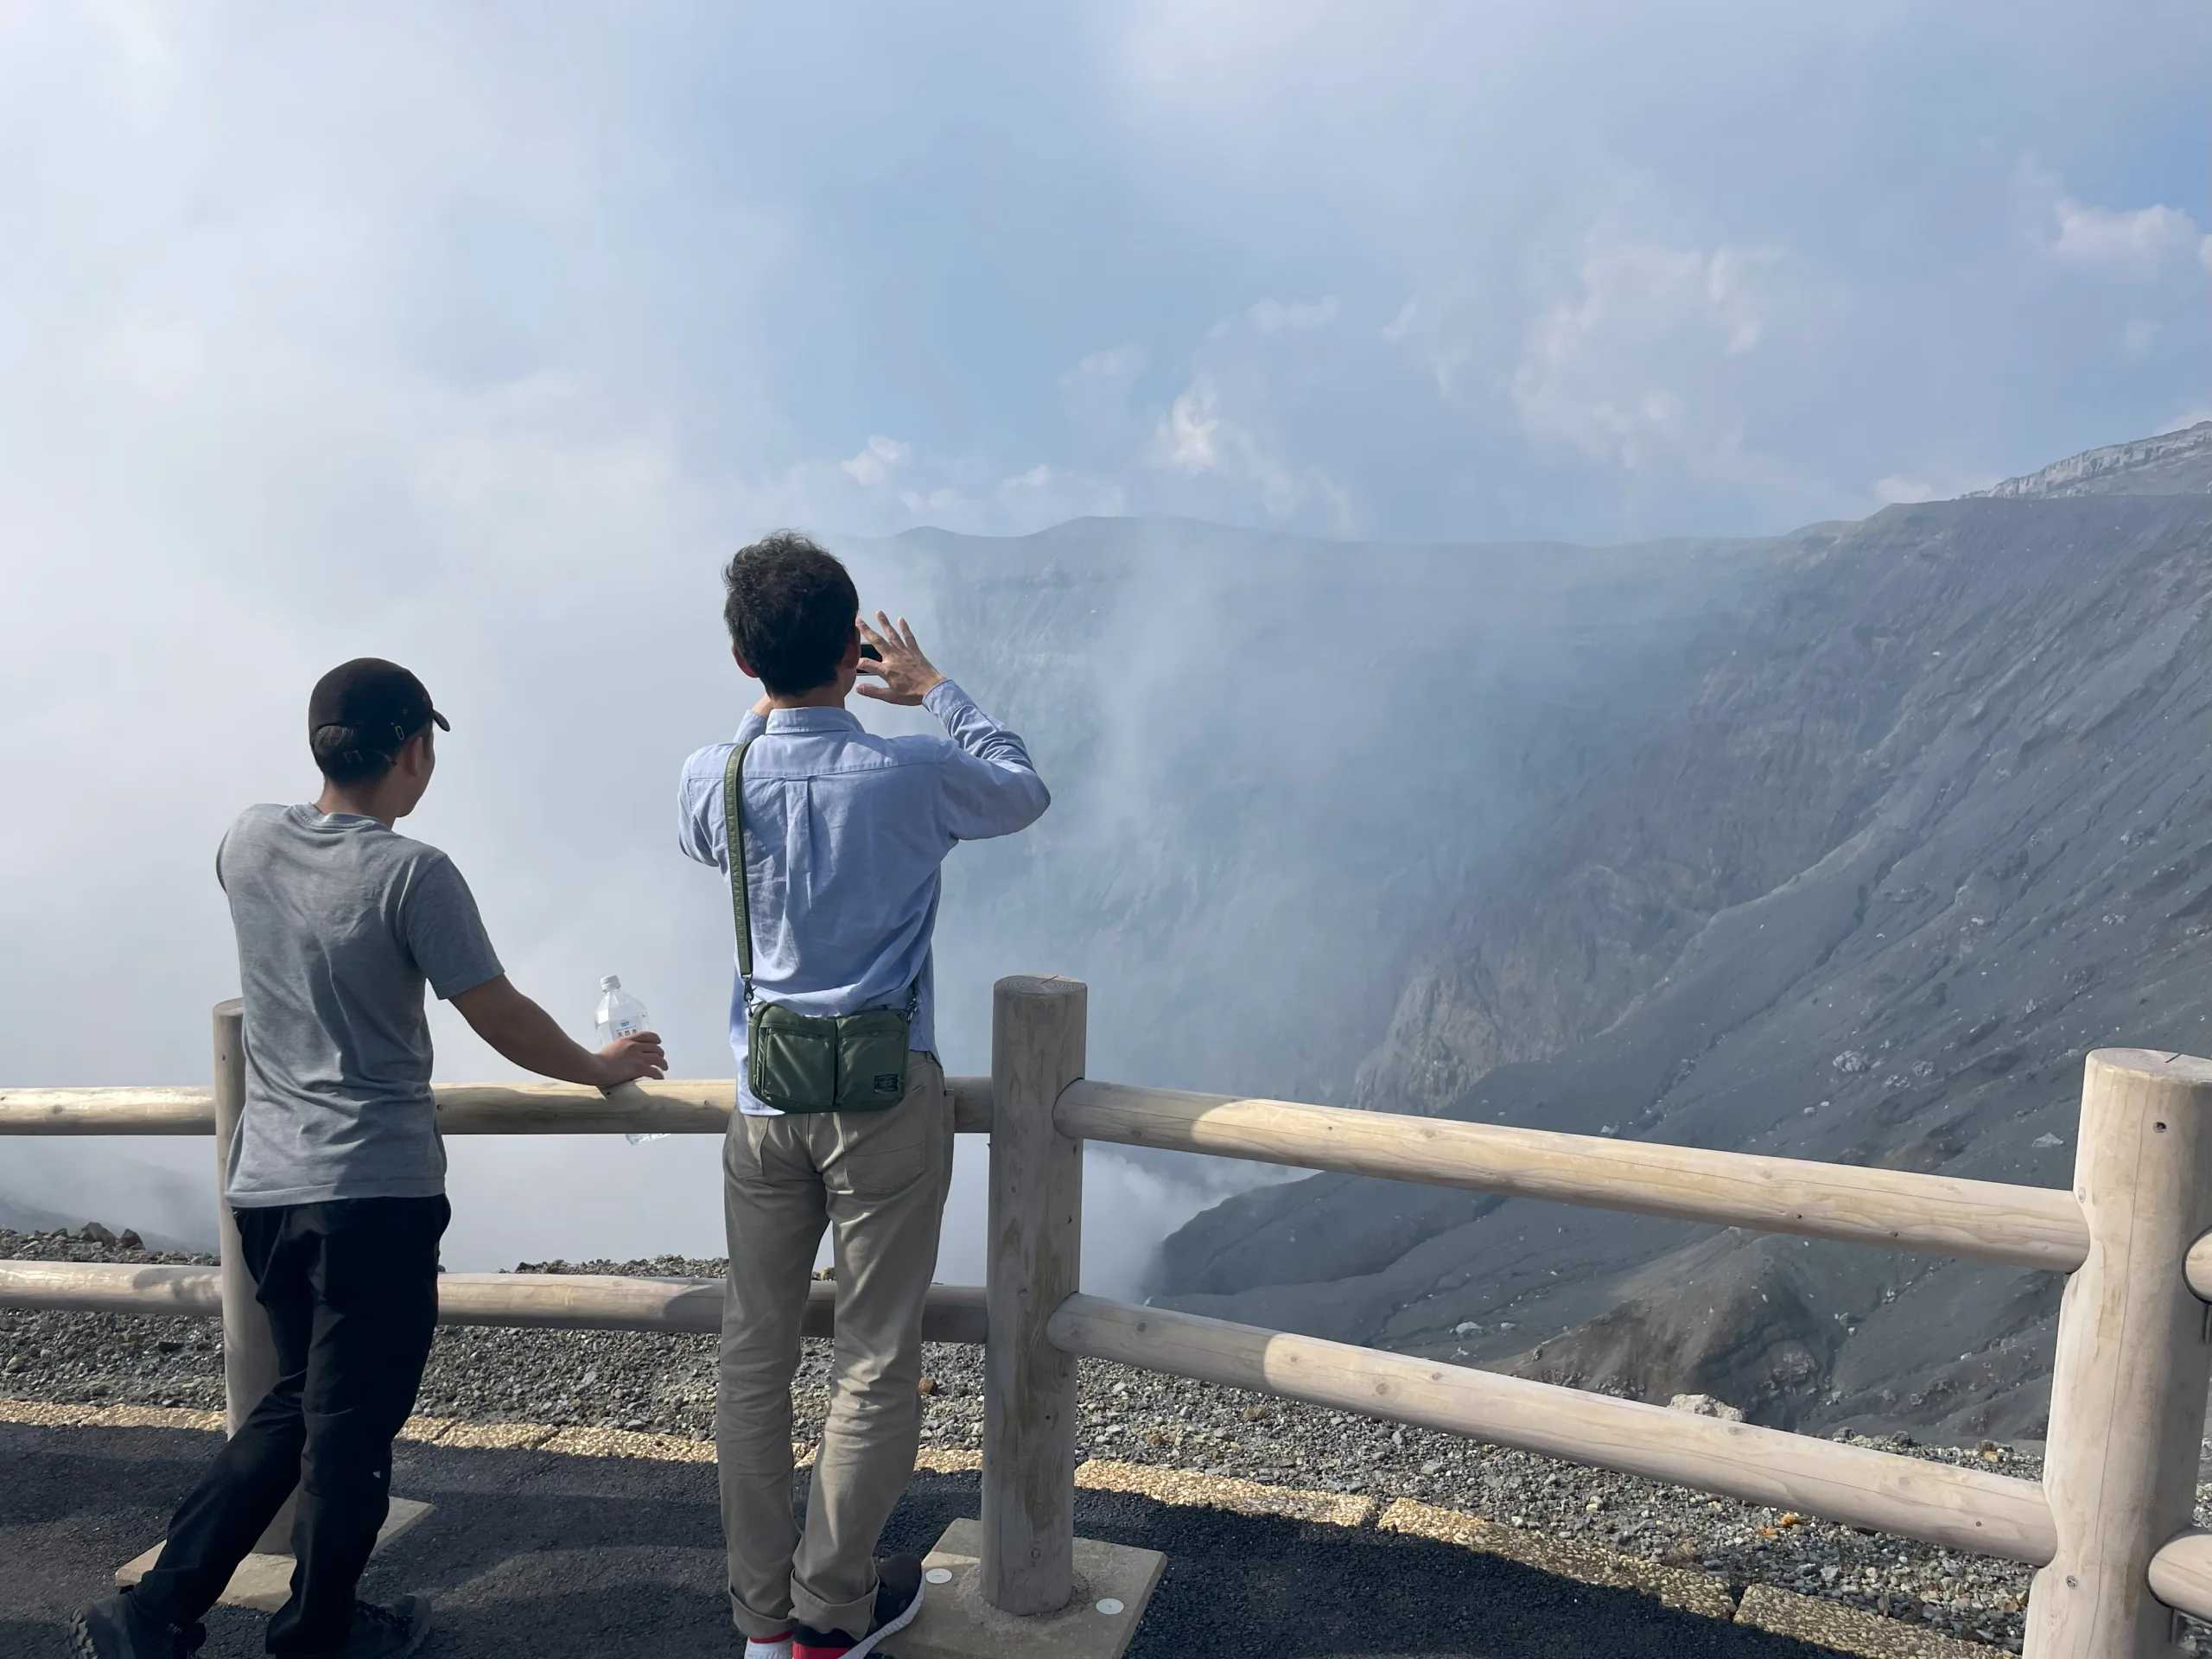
0, 454, 2179, 1289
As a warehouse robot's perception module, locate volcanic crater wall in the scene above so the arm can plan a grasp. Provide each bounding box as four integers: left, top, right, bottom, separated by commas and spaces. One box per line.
1154, 434, 2212, 1440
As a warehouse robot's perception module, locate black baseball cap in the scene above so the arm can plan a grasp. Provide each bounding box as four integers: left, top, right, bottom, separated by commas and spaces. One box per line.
308, 658, 449, 766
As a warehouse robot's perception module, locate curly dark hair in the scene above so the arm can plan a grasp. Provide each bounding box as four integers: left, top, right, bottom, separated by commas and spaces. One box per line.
721, 531, 860, 696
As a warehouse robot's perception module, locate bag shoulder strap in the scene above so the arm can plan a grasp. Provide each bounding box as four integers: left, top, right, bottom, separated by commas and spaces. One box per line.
722, 739, 753, 993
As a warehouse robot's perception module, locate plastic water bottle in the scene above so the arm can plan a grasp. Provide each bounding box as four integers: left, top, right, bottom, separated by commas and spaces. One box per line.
595, 976, 665, 1144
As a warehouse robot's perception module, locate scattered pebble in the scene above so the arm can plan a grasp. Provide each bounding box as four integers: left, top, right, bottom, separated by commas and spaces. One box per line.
1669, 1393, 1745, 1422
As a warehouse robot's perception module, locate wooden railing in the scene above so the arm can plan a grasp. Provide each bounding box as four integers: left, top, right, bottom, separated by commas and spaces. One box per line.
6, 986, 2212, 1656
0, 1076, 996, 1137
0, 1258, 988, 1344
981, 976, 2212, 1654
0, 1003, 998, 1414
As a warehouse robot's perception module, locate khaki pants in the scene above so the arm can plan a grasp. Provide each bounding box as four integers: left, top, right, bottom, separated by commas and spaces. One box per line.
716, 1052, 954, 1641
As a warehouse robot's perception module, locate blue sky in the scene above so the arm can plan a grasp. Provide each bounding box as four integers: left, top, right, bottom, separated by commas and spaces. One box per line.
2, 1, 2205, 554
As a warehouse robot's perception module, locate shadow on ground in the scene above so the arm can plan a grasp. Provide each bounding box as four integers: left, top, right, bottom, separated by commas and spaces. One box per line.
2, 1422, 1867, 1658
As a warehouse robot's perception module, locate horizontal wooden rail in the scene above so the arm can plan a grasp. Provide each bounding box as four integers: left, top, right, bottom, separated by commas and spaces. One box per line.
1058, 1082, 2088, 1273
0, 1262, 221, 1316
1048, 1294, 2056, 1566
0, 1077, 995, 1137
2149, 1529, 2212, 1623
442, 1082, 748, 1136
0, 1087, 217, 1135
0, 1260, 988, 1344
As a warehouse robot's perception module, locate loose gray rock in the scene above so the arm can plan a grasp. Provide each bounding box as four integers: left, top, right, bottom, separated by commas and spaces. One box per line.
1669, 1394, 1745, 1422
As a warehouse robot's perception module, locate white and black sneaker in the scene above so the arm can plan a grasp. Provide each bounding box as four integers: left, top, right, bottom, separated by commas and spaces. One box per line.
70, 1592, 203, 1659
791, 1554, 924, 1658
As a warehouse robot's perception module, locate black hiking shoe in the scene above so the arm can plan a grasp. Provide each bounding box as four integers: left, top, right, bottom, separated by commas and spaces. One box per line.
791, 1554, 925, 1658
334, 1594, 434, 1659
70, 1592, 204, 1659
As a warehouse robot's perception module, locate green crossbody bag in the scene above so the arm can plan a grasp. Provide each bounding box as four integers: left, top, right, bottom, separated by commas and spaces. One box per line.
725, 740, 917, 1113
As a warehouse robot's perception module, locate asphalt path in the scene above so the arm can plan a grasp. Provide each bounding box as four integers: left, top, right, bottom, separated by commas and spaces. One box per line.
2, 1421, 1861, 1659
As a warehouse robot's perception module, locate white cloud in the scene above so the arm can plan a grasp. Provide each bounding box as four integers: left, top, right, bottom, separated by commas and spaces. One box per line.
1061, 340, 1147, 387
2024, 162, 2212, 277
1120, 293, 1371, 529
1157, 374, 1224, 474
2055, 200, 2207, 271
840, 433, 912, 487
1511, 217, 1797, 480
1149, 371, 1351, 526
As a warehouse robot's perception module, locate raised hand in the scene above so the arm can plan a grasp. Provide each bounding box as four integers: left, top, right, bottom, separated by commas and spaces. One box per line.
855, 612, 948, 706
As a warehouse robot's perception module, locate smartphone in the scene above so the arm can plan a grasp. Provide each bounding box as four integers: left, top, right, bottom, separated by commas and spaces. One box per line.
860, 643, 883, 663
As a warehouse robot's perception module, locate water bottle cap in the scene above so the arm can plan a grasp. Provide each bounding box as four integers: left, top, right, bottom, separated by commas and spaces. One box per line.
600, 975, 620, 991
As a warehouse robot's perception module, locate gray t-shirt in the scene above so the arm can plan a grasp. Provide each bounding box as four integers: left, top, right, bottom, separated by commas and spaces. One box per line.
217, 804, 503, 1207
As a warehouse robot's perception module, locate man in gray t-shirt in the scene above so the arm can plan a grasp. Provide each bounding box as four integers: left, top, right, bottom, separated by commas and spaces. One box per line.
218, 804, 505, 1206
76, 658, 666, 1659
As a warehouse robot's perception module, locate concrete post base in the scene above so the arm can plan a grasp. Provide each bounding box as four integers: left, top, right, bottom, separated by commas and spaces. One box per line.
114, 1497, 435, 1614
896, 1517, 1163, 1659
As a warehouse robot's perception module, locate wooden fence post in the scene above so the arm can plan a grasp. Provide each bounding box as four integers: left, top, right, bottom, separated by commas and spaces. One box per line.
981, 975, 1086, 1616
213, 999, 294, 1551
2026, 1048, 2212, 1658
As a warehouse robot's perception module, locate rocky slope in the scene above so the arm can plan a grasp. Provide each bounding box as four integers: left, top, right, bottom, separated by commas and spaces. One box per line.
1968, 421, 2212, 499
1154, 427, 2212, 1440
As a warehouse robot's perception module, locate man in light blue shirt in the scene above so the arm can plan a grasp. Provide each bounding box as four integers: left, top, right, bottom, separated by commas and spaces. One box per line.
676, 645, 1048, 1116
677, 532, 1047, 1659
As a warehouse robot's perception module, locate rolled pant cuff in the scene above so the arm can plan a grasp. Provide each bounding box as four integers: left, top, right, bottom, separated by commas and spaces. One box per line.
792, 1580, 877, 1642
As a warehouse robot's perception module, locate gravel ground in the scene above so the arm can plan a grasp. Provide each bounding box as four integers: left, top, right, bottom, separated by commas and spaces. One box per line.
10, 1227, 2212, 1655
3, 1422, 1869, 1659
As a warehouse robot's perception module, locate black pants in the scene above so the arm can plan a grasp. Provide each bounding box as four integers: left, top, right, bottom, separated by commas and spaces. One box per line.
132, 1196, 448, 1655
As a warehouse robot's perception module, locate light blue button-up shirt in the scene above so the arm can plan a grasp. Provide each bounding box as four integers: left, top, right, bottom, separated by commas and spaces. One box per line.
677, 679, 1050, 1114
